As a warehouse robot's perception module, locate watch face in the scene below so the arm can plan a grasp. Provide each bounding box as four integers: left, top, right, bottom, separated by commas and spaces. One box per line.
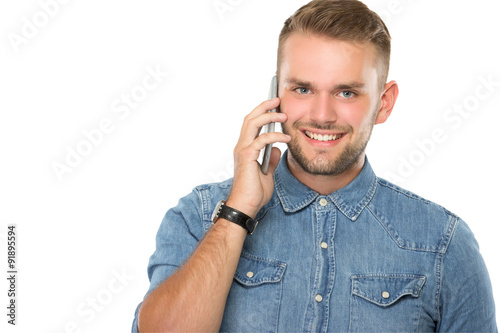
211, 200, 225, 223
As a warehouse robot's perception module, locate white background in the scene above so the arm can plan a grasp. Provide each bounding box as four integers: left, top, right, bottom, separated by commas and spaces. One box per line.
1, 0, 499, 332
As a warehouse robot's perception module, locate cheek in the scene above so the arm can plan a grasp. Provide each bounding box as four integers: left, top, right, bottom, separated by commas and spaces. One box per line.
337, 103, 367, 129
280, 96, 308, 123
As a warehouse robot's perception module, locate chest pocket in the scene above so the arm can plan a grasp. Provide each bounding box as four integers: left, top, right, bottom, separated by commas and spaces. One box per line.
220, 252, 286, 333
349, 274, 426, 333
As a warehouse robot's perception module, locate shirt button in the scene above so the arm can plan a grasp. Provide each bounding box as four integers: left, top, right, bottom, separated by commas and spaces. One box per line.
320, 242, 328, 249
319, 198, 328, 206
382, 291, 390, 299
246, 271, 254, 278
315, 294, 323, 303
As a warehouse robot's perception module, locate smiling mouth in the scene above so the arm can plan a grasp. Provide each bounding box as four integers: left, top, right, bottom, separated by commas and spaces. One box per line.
305, 130, 344, 142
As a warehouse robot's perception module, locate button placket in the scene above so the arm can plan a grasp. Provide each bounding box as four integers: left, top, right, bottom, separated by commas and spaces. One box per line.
304, 196, 335, 331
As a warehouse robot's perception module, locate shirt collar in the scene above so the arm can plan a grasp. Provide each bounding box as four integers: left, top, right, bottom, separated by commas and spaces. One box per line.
274, 150, 377, 221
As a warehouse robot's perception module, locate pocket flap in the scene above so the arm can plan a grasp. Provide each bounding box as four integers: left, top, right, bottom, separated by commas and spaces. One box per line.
351, 274, 426, 307
234, 252, 286, 287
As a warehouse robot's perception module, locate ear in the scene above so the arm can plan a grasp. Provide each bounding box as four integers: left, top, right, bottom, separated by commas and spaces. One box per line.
375, 80, 399, 125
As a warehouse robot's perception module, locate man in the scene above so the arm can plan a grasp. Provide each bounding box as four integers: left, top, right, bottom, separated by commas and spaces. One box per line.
132, 0, 497, 331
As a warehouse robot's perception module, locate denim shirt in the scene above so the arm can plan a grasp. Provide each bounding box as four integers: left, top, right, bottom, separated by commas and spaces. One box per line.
132, 153, 497, 332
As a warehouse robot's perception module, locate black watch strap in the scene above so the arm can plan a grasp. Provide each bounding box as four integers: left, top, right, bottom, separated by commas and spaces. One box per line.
212, 200, 258, 234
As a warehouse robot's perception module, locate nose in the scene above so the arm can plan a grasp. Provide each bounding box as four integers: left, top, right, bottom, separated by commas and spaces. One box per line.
310, 92, 337, 124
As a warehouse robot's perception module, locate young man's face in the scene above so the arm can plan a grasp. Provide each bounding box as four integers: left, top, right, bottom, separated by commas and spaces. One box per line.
279, 33, 385, 176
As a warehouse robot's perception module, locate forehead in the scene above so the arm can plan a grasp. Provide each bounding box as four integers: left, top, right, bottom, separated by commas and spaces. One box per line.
279, 33, 378, 84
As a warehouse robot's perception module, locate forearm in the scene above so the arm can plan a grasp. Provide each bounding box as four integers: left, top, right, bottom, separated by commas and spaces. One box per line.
138, 219, 246, 332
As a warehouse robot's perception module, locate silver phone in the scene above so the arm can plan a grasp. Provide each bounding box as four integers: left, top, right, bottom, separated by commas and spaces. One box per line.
260, 75, 278, 175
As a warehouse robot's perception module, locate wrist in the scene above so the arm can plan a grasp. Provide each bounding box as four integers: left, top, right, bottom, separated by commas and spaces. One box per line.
212, 218, 247, 239
212, 200, 259, 234
225, 197, 260, 219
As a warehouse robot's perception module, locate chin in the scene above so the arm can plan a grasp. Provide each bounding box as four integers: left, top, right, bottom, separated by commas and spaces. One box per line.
288, 141, 365, 176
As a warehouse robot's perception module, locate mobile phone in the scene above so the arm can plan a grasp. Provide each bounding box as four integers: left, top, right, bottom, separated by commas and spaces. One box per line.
260, 75, 278, 175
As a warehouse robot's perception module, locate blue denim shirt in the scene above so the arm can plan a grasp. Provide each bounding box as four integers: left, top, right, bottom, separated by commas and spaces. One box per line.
132, 153, 497, 332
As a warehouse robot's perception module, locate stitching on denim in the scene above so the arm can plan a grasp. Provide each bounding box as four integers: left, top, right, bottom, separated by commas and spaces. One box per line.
437, 214, 458, 254
237, 251, 287, 285
321, 208, 336, 331
255, 194, 280, 221
330, 172, 378, 221
433, 216, 459, 322
367, 203, 444, 253
294, 193, 320, 212
350, 275, 426, 307
301, 206, 321, 332
195, 186, 210, 222
233, 253, 287, 286
377, 178, 432, 204
240, 251, 287, 268
274, 171, 293, 210
433, 251, 444, 322
313, 205, 322, 295
348, 277, 355, 332
351, 273, 426, 279
377, 177, 461, 225
415, 295, 424, 332
275, 168, 319, 212
367, 204, 408, 250
274, 273, 283, 333
196, 186, 217, 236
351, 174, 378, 219
175, 188, 207, 241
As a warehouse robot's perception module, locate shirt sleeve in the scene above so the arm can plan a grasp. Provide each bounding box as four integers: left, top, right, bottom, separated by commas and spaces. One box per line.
131, 187, 208, 332
438, 217, 497, 332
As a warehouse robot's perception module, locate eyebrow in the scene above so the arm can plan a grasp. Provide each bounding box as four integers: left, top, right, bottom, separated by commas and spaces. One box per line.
285, 77, 365, 90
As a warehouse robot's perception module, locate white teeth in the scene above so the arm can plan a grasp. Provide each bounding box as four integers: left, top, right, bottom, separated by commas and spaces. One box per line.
305, 130, 342, 142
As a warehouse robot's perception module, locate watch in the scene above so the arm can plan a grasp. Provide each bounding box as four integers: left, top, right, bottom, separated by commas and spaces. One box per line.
211, 200, 258, 234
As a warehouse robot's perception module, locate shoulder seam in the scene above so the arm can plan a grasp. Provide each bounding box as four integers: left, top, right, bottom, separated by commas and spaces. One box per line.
194, 186, 212, 224
376, 178, 431, 203
376, 178, 459, 219
433, 215, 460, 321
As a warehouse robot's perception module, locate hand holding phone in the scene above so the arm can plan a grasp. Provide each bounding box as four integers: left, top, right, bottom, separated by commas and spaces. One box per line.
228, 78, 289, 218
260, 75, 278, 175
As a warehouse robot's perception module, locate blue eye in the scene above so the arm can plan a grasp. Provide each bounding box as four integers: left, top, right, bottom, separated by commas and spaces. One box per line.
340, 91, 354, 98
295, 87, 311, 94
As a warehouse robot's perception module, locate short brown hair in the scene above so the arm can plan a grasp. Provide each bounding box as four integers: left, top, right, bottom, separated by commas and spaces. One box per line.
277, 0, 391, 91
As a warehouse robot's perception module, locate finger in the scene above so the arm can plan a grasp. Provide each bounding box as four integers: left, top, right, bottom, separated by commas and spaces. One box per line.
235, 132, 290, 162
248, 132, 291, 152
246, 98, 281, 119
240, 112, 287, 145
238, 98, 282, 144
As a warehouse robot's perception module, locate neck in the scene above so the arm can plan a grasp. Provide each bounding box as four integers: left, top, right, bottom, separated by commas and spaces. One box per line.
286, 152, 366, 195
